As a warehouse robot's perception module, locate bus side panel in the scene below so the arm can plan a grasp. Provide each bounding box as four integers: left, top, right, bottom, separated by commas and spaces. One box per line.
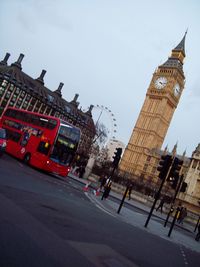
6, 139, 24, 160
24, 136, 48, 169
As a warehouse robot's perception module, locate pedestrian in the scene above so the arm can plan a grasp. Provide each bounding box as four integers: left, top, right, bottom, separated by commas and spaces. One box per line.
99, 175, 107, 191
78, 165, 85, 178
195, 223, 200, 241
128, 183, 133, 200
177, 207, 187, 224
101, 179, 112, 200
156, 197, 165, 214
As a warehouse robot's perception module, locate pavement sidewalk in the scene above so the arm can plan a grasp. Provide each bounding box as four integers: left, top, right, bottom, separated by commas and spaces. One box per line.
67, 173, 200, 253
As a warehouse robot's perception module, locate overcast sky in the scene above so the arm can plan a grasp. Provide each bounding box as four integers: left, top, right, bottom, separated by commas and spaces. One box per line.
0, 0, 200, 157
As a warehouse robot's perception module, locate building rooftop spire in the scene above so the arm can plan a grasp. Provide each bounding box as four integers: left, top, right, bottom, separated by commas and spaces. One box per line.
173, 30, 187, 56
160, 32, 187, 76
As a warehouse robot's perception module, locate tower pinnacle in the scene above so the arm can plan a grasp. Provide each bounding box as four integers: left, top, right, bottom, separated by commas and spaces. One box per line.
161, 32, 187, 76
173, 30, 187, 57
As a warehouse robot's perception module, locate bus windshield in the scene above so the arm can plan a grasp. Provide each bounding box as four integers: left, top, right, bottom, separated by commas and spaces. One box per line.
50, 124, 81, 165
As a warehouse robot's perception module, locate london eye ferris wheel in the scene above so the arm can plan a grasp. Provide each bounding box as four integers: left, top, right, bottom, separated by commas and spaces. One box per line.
92, 104, 117, 148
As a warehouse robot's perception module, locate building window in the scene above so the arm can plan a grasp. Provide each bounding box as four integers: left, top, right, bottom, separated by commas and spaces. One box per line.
65, 105, 71, 113
5, 91, 11, 99
21, 91, 26, 98
8, 101, 14, 107
28, 104, 33, 111
0, 86, 6, 96
192, 160, 197, 169
15, 88, 20, 95
9, 84, 14, 91
1, 99, 8, 108
40, 104, 46, 114
22, 101, 28, 109
25, 94, 31, 101
2, 80, 8, 87
45, 106, 51, 115
47, 94, 54, 103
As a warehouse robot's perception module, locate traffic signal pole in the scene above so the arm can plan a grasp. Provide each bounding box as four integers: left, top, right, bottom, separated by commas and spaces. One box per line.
164, 174, 183, 227
117, 184, 129, 214
168, 206, 180, 237
144, 155, 172, 228
144, 175, 166, 227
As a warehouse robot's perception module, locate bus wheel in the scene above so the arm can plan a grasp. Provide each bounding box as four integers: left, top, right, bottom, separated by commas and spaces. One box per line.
24, 153, 31, 164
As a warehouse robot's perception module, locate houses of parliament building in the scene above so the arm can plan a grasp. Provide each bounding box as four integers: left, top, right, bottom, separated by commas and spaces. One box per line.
119, 33, 200, 212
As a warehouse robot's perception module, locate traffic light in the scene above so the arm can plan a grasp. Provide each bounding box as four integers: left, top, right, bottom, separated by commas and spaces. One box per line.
180, 181, 187, 193
168, 157, 183, 178
157, 154, 172, 180
112, 147, 122, 167
170, 173, 179, 189
168, 157, 183, 189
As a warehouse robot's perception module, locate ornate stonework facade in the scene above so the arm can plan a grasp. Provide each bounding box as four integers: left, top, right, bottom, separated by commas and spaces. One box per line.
178, 144, 200, 212
0, 53, 96, 161
120, 33, 187, 179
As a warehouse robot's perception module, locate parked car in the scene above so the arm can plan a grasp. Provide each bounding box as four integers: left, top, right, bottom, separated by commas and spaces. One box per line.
0, 128, 7, 156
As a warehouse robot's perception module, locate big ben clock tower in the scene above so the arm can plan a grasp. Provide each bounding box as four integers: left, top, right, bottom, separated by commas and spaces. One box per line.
120, 33, 187, 178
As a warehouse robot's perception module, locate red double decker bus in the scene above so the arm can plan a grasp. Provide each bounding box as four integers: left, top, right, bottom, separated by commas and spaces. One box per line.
0, 107, 81, 177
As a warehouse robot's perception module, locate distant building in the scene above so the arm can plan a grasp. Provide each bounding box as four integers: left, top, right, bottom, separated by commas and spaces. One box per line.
106, 139, 125, 161
0, 53, 96, 161
179, 144, 200, 213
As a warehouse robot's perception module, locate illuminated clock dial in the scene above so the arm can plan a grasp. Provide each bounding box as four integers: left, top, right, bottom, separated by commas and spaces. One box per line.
173, 83, 181, 97
154, 77, 168, 90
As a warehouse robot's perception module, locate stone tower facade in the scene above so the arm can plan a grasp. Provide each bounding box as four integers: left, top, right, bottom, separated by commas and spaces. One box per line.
184, 144, 200, 197
120, 33, 187, 178
178, 144, 200, 213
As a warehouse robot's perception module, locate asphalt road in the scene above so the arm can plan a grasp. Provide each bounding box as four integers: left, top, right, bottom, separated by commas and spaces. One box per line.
0, 154, 199, 267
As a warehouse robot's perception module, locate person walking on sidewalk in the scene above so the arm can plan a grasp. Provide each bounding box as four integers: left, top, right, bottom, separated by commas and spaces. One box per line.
99, 175, 108, 191
101, 179, 112, 200
156, 197, 165, 214
177, 207, 187, 224
128, 183, 133, 200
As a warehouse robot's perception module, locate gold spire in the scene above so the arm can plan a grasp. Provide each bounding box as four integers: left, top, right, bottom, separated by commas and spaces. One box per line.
171, 142, 178, 157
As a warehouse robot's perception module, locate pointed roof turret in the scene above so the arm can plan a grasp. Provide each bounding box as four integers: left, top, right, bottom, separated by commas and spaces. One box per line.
171, 142, 178, 157
173, 30, 187, 56
53, 82, 63, 98
192, 143, 200, 158
160, 32, 187, 76
181, 149, 186, 160
163, 145, 168, 155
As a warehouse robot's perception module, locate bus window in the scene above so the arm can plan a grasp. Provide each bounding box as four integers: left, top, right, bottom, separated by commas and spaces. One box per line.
37, 141, 51, 155
50, 138, 74, 165
5, 129, 21, 143
20, 130, 30, 147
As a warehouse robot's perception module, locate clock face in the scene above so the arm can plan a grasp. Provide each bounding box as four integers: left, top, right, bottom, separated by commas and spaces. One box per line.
154, 77, 168, 89
173, 83, 181, 96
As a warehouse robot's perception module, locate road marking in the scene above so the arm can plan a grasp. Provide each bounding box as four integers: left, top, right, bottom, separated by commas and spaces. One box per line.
85, 192, 117, 218
179, 245, 189, 266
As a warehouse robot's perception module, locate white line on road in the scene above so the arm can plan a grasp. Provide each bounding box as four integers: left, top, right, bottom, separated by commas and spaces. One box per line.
85, 192, 117, 218
179, 245, 189, 266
